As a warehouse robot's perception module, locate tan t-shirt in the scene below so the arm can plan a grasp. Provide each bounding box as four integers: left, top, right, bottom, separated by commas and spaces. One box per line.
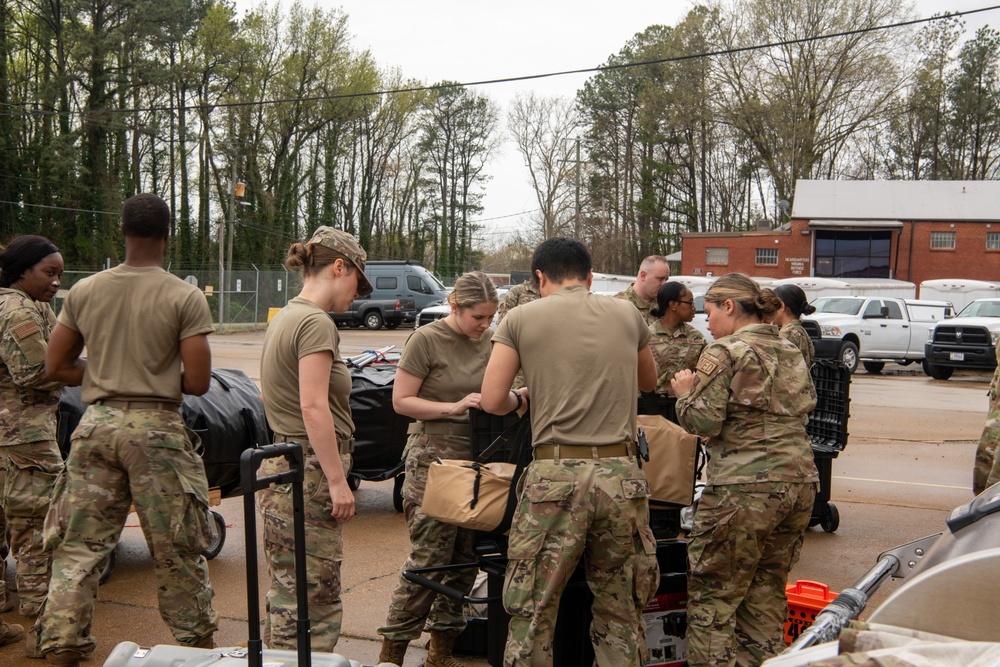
58, 264, 214, 404
398, 318, 493, 424
260, 296, 354, 439
493, 284, 651, 447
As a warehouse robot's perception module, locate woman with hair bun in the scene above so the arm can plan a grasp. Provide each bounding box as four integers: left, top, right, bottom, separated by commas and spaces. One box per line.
258, 226, 372, 652
772, 284, 816, 367
670, 273, 818, 667
644, 281, 705, 423
0, 235, 64, 654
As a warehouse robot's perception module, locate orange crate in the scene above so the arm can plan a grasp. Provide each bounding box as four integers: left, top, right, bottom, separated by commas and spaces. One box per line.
784, 580, 837, 644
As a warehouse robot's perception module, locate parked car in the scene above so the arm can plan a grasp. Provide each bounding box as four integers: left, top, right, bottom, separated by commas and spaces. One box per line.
803, 296, 953, 374
329, 296, 416, 330
366, 260, 449, 312
923, 298, 1000, 380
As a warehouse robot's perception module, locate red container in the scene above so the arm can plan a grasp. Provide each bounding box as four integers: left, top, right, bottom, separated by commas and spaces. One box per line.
784, 580, 837, 644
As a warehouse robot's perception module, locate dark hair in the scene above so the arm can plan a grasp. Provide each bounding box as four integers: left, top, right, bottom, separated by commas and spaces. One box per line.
531, 237, 591, 283
0, 235, 59, 288
773, 284, 816, 318
649, 282, 689, 318
704, 273, 782, 319
122, 193, 170, 238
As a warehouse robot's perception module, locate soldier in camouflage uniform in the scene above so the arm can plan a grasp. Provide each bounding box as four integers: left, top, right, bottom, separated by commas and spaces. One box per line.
614, 255, 670, 325
259, 227, 372, 653
973, 339, 1000, 495
496, 278, 540, 391
377, 271, 503, 667
645, 282, 706, 423
772, 285, 817, 368
39, 194, 219, 667
0, 235, 65, 653
672, 273, 818, 667
482, 238, 660, 667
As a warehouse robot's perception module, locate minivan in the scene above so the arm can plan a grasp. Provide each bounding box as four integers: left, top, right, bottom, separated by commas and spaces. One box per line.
365, 260, 450, 312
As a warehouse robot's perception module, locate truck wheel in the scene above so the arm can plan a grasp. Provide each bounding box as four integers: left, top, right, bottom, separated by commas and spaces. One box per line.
923, 360, 953, 380
839, 342, 859, 374
385, 321, 399, 330
364, 311, 384, 330
862, 361, 885, 374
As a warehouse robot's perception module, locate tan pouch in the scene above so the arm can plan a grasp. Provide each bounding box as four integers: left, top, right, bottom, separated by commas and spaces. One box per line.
637, 414, 699, 507
422, 459, 517, 532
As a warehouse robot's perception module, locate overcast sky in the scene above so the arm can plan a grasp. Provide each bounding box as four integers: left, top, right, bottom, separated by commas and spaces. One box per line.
239, 1, 999, 244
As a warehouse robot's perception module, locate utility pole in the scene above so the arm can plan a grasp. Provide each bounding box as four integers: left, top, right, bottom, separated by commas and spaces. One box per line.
574, 137, 581, 239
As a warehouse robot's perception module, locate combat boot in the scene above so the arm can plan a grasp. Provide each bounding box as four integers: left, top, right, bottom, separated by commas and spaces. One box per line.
0, 590, 15, 613
377, 637, 408, 666
424, 629, 465, 667
24, 616, 42, 658
44, 648, 83, 667
0, 620, 24, 648
190, 633, 215, 649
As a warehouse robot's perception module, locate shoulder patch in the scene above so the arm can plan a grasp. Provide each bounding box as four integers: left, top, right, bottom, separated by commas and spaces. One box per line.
697, 355, 720, 376
12, 320, 40, 340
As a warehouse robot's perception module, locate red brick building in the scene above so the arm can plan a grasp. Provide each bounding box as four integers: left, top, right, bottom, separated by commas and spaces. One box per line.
680, 180, 1000, 285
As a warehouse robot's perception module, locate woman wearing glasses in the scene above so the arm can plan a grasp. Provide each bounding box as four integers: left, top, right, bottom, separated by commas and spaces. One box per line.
643, 281, 706, 423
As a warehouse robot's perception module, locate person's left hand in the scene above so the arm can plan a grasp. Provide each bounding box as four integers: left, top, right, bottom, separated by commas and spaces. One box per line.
671, 369, 697, 396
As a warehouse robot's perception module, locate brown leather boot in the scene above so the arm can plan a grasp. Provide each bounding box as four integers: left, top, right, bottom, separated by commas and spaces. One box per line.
189, 633, 215, 649
377, 637, 408, 665
0, 620, 24, 648
424, 629, 465, 667
44, 649, 82, 667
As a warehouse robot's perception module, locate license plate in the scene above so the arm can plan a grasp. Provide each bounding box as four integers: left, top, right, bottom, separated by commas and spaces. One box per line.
950, 352, 965, 361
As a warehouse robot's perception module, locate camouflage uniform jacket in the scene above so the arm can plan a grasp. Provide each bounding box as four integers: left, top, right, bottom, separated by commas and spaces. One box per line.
649, 320, 706, 395
676, 323, 818, 485
780, 319, 815, 368
613, 284, 656, 325
496, 281, 540, 324
989, 339, 1000, 406
0, 288, 62, 445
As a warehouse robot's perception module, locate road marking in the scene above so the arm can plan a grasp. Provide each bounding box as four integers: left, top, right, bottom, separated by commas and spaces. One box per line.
836, 475, 967, 490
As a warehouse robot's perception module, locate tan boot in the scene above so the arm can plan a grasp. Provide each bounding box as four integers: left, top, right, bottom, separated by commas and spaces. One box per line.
377, 637, 408, 666
0, 590, 15, 614
0, 620, 24, 648
424, 629, 464, 667
24, 617, 42, 659
44, 649, 82, 667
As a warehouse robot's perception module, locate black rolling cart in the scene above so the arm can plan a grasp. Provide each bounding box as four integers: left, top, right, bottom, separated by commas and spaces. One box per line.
805, 360, 851, 533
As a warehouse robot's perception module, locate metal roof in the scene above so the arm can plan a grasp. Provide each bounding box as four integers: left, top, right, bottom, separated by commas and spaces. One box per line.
792, 180, 1000, 222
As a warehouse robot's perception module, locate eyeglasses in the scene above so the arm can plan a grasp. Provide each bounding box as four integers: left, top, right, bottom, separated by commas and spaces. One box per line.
674, 299, 694, 306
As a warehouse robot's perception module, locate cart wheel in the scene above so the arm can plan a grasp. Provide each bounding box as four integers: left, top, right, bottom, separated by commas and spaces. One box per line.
821, 503, 840, 533
202, 510, 227, 560
393, 474, 405, 513
347, 474, 361, 491
99, 549, 116, 585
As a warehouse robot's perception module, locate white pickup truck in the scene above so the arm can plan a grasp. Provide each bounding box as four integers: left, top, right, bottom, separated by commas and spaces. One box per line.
923, 298, 1000, 380
802, 297, 954, 374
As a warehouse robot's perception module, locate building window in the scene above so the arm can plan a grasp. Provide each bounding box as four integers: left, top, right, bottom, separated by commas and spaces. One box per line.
930, 231, 956, 250
988, 232, 1000, 250
814, 230, 891, 278
755, 248, 778, 265
706, 247, 729, 265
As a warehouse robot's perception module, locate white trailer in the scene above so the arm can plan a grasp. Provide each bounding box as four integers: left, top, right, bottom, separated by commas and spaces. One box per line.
771, 277, 916, 302
918, 279, 1000, 314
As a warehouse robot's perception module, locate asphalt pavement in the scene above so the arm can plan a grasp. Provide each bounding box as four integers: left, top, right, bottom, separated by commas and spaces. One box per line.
0, 328, 990, 667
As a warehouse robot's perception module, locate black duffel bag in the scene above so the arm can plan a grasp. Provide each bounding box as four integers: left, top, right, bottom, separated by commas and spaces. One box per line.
348, 363, 413, 482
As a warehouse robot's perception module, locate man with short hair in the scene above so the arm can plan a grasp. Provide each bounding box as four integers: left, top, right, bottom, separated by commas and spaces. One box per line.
39, 193, 219, 667
481, 237, 659, 667
615, 255, 670, 324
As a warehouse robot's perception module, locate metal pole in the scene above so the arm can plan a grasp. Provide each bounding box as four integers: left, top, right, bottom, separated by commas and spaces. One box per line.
218, 215, 225, 328
575, 138, 581, 239
252, 263, 259, 324
224, 155, 237, 328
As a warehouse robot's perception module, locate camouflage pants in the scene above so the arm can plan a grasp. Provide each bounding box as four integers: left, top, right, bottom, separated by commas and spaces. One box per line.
379, 433, 477, 641
973, 403, 1000, 496
38, 406, 219, 657
502, 456, 659, 667
258, 444, 352, 652
0, 440, 63, 616
686, 481, 817, 667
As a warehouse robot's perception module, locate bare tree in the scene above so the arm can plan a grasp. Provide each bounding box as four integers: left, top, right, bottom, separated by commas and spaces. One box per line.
507, 92, 579, 240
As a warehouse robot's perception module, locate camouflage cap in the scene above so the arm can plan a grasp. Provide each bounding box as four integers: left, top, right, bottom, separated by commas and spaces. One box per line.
306, 226, 373, 296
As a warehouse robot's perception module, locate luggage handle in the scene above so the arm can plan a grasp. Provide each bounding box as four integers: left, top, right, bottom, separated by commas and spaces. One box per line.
241, 443, 309, 667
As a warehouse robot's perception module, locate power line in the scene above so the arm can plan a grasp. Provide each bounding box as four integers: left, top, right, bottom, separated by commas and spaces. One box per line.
0, 6, 996, 119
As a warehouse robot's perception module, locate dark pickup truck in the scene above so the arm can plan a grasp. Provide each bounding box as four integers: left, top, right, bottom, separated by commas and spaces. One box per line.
329, 296, 416, 330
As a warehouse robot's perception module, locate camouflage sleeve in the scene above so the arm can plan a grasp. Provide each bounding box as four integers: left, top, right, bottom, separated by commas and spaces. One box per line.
675, 344, 732, 438
0, 307, 61, 391
496, 288, 516, 325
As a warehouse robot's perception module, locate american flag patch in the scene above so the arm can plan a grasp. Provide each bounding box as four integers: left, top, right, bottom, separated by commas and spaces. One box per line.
12, 320, 39, 340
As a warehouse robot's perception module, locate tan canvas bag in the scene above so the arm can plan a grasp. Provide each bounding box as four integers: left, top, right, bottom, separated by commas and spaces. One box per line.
637, 414, 699, 507
422, 459, 518, 532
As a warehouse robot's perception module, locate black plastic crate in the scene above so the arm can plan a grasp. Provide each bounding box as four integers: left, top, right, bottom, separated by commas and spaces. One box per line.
470, 408, 525, 463
806, 360, 850, 455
